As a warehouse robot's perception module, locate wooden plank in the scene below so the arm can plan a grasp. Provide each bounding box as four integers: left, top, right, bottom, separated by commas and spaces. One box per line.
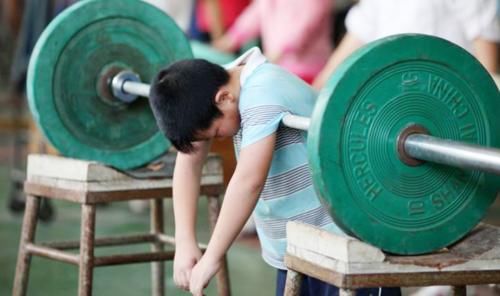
27, 154, 126, 182
285, 254, 500, 288
286, 221, 385, 263
26, 174, 223, 192
24, 181, 224, 204
286, 223, 500, 275
26, 153, 223, 181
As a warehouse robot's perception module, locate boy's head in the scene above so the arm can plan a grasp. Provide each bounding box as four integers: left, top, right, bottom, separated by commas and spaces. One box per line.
149, 59, 240, 153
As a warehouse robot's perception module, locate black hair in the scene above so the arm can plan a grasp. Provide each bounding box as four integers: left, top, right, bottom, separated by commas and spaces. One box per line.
149, 59, 230, 153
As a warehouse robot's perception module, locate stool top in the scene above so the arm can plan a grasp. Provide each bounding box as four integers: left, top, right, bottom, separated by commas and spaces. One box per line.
24, 153, 224, 203
286, 222, 500, 287
27, 153, 222, 182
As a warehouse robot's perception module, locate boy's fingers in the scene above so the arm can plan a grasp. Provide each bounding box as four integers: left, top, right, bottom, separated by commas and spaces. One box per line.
174, 272, 190, 291
190, 286, 203, 296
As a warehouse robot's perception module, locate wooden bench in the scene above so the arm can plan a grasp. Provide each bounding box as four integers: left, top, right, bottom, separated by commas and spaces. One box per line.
284, 221, 500, 296
13, 154, 230, 296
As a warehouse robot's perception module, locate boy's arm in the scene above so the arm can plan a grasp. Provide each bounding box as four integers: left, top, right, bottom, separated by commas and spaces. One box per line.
189, 133, 276, 296
172, 140, 211, 291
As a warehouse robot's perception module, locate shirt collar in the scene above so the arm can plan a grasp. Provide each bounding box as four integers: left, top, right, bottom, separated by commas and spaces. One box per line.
223, 47, 267, 86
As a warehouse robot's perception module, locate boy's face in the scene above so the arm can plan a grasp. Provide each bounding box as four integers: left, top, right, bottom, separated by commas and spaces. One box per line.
195, 84, 241, 141
196, 106, 240, 141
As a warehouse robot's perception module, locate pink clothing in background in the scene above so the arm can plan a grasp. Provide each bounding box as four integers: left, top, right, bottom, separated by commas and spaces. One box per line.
197, 0, 251, 33
227, 0, 333, 82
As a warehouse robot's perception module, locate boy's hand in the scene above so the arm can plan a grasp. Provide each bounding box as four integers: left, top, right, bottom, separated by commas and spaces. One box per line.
173, 242, 202, 291
189, 255, 221, 296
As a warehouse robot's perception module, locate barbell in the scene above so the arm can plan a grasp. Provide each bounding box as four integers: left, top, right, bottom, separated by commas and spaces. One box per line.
28, 0, 500, 255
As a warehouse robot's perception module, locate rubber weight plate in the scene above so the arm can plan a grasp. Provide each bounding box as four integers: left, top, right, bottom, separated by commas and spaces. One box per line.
309, 34, 500, 254
27, 0, 192, 169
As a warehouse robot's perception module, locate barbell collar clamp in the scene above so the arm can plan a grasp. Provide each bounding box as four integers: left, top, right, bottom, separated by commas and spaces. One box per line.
397, 124, 429, 166
111, 70, 149, 103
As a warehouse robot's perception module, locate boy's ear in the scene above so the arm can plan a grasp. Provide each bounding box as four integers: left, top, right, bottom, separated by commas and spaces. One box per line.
214, 88, 234, 106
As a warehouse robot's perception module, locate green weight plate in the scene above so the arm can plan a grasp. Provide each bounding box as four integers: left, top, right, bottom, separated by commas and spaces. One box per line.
27, 0, 193, 169
309, 34, 500, 255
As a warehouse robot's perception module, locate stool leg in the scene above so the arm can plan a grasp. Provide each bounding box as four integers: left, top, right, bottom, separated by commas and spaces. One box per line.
339, 288, 355, 296
78, 204, 96, 296
284, 270, 303, 296
452, 286, 466, 296
13, 195, 41, 296
207, 195, 231, 296
150, 198, 165, 296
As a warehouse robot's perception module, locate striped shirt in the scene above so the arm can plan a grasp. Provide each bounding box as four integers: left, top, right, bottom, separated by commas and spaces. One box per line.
228, 48, 345, 269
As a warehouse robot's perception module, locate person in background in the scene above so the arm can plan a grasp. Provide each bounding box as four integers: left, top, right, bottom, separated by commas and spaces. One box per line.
213, 0, 333, 84
313, 0, 499, 89
143, 0, 195, 33
191, 0, 250, 41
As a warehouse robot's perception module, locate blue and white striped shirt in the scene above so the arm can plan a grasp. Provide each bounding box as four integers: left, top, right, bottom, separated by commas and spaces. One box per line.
229, 48, 345, 269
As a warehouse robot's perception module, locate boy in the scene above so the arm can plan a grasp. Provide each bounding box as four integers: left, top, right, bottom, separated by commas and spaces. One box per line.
149, 48, 400, 296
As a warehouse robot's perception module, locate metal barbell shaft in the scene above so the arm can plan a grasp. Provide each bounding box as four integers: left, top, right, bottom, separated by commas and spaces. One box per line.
405, 134, 500, 175
122, 80, 150, 98
282, 114, 500, 175
116, 74, 500, 175
282, 114, 311, 131
120, 78, 314, 132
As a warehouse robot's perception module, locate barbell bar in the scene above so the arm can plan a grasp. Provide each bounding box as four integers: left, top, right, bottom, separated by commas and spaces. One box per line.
114, 71, 500, 176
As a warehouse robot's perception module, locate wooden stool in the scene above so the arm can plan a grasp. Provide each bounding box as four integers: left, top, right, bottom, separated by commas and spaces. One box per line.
13, 154, 231, 296
284, 221, 500, 296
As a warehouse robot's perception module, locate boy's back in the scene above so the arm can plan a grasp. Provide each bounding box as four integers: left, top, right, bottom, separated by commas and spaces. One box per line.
233, 62, 345, 269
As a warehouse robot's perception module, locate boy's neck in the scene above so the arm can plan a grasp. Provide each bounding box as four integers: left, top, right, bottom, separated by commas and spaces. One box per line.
227, 66, 244, 100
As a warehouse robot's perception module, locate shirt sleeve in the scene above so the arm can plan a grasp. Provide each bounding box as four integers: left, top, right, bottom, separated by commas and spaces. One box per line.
240, 103, 289, 148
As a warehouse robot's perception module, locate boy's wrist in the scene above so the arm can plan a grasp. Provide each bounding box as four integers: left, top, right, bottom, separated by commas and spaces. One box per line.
203, 246, 224, 264
174, 234, 198, 246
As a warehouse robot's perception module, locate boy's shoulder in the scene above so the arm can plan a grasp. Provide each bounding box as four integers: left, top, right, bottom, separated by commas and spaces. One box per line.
240, 63, 317, 111
245, 63, 295, 86
243, 63, 315, 96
